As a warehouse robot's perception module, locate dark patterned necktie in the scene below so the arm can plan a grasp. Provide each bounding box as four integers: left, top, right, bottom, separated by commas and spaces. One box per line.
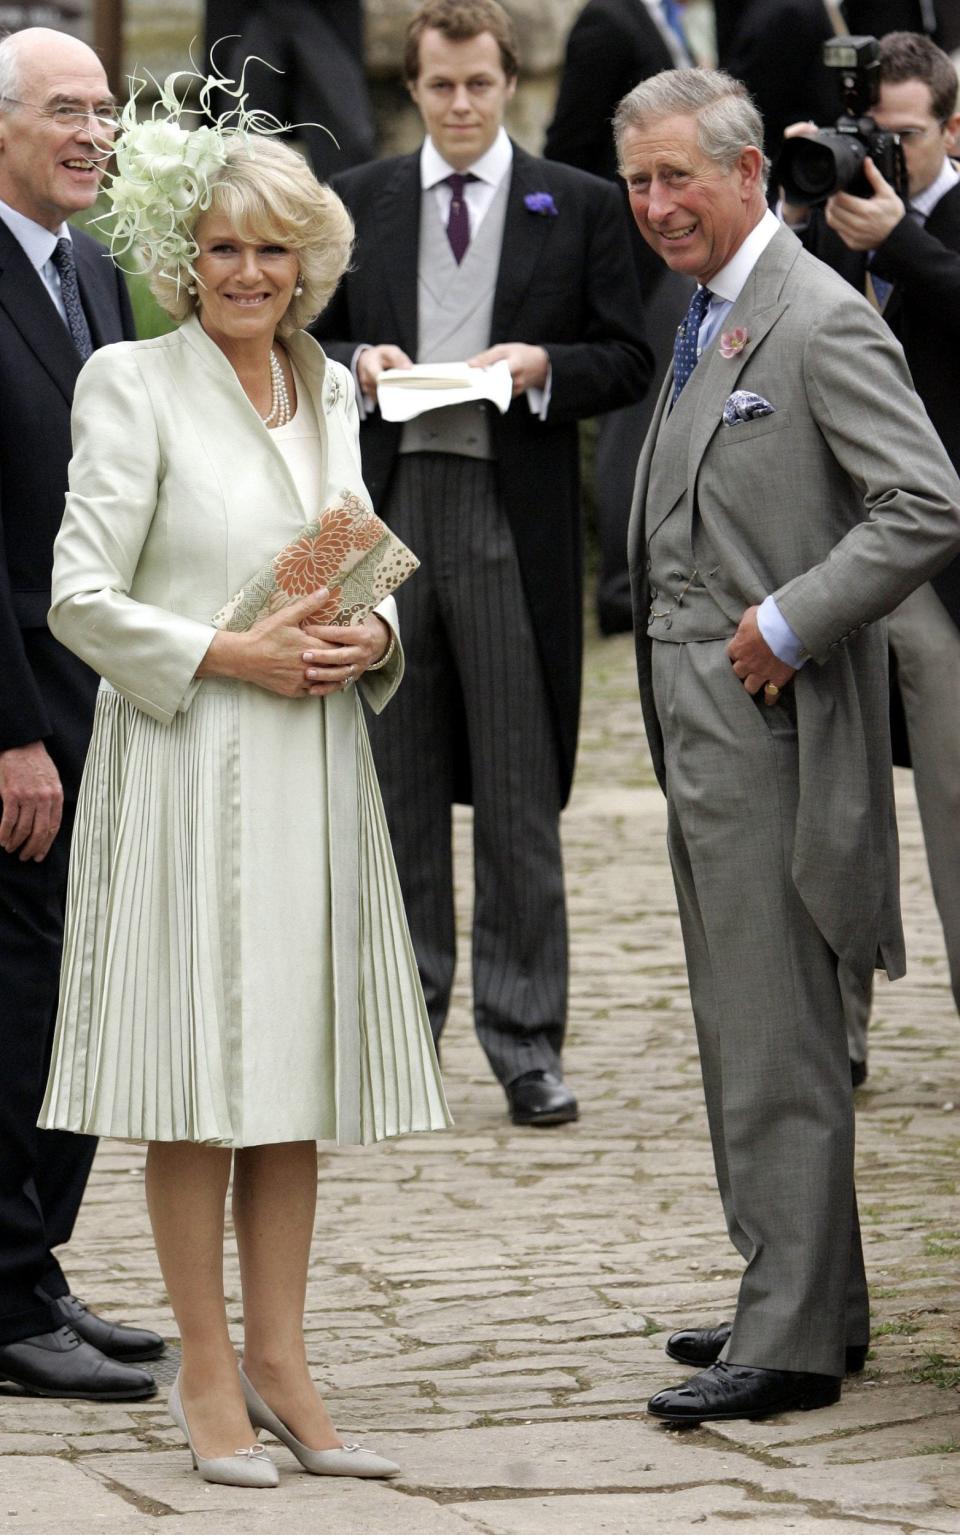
443, 172, 478, 264
672, 284, 712, 402
51, 238, 93, 361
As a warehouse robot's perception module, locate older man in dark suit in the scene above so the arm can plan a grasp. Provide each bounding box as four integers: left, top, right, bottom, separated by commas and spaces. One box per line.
315, 0, 651, 1125
781, 31, 960, 1081
0, 27, 160, 1400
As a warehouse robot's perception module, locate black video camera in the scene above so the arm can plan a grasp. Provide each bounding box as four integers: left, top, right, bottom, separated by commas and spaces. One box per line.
776, 35, 908, 205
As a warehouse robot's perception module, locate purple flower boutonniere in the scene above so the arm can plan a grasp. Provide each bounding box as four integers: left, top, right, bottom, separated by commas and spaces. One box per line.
719, 326, 749, 359
524, 191, 558, 217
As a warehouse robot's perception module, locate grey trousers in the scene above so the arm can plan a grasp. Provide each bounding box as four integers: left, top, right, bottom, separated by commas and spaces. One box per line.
653, 640, 869, 1375
366, 454, 568, 1087
845, 581, 960, 1064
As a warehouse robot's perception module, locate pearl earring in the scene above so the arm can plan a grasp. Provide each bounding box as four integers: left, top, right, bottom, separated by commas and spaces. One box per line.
187, 284, 198, 296
293, 275, 304, 297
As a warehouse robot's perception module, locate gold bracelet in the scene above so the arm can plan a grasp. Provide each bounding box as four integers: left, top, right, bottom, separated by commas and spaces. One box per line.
365, 629, 397, 672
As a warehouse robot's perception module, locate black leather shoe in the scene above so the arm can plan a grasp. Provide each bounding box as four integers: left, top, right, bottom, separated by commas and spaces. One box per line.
56, 1295, 165, 1362
665, 1323, 867, 1375
647, 1361, 841, 1423
851, 1057, 868, 1088
0, 1327, 157, 1400
505, 1070, 579, 1127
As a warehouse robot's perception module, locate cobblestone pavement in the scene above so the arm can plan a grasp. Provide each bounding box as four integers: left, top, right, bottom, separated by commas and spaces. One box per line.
2, 629, 958, 1534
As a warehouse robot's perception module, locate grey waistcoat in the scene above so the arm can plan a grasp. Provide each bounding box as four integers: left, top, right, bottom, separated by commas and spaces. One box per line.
399, 176, 510, 460
646, 361, 735, 642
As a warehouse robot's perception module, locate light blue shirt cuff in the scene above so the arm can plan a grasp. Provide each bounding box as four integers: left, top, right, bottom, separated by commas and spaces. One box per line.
757, 595, 808, 668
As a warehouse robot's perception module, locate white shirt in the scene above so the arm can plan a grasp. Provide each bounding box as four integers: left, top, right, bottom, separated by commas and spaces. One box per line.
910, 154, 960, 222
355, 126, 551, 418
0, 198, 73, 326
697, 207, 780, 355
420, 125, 513, 237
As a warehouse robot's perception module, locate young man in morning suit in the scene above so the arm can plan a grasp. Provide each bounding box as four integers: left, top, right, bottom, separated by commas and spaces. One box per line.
781, 32, 960, 1083
0, 28, 161, 1399
314, 0, 651, 1126
617, 67, 960, 1421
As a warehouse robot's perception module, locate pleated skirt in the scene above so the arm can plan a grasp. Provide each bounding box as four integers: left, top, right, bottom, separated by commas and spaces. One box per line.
40, 680, 451, 1147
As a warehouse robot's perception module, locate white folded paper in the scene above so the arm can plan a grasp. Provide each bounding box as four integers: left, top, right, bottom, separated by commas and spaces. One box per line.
376, 360, 513, 422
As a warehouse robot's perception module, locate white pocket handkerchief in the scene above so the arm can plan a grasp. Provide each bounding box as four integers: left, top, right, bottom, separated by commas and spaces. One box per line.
722, 390, 776, 426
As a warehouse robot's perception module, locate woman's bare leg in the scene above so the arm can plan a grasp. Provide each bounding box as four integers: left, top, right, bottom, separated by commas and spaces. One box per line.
234, 1141, 341, 1448
145, 1142, 258, 1457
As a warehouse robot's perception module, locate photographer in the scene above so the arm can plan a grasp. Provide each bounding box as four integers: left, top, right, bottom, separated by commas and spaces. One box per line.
782, 31, 960, 1080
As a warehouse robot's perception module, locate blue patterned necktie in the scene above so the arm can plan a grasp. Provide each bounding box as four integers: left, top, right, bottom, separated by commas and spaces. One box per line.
51, 237, 93, 361
672, 284, 712, 402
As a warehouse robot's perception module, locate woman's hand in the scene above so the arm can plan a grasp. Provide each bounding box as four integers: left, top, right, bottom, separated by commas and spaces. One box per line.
300, 613, 393, 695
198, 589, 337, 697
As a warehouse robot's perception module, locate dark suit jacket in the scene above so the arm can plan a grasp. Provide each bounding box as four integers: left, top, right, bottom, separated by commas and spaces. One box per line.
543, 0, 675, 291
0, 222, 134, 798
720, 0, 838, 176
543, 0, 674, 184
800, 177, 960, 627
313, 144, 652, 802
842, 0, 958, 48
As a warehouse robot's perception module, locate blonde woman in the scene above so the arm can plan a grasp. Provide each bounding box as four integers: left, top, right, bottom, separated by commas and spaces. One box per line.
40, 129, 449, 1486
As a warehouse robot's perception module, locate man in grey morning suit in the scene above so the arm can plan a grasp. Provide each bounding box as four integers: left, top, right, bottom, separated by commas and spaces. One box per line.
617, 68, 960, 1422
315, 0, 651, 1126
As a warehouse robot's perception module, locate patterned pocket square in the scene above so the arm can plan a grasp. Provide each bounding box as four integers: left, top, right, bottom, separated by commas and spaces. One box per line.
722, 390, 776, 426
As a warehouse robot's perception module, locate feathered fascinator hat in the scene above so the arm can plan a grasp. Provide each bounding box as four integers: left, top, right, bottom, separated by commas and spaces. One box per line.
96, 53, 312, 289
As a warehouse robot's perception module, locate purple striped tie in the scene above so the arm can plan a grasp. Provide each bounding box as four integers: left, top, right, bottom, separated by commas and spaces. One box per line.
444, 172, 478, 264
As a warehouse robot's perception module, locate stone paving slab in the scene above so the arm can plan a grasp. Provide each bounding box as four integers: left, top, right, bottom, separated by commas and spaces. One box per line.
1, 628, 958, 1532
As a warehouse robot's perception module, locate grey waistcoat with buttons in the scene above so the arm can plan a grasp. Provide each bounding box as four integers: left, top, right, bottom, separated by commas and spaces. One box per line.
399, 174, 511, 460
646, 356, 735, 642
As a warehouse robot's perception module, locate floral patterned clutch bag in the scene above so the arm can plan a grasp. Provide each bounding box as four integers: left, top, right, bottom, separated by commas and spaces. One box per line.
212, 489, 419, 632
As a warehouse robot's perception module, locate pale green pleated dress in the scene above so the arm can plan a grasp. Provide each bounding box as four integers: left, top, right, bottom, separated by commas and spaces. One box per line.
39, 327, 451, 1148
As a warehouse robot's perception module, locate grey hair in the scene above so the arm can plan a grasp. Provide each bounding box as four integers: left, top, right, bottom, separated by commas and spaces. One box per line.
614, 68, 770, 189
0, 32, 24, 105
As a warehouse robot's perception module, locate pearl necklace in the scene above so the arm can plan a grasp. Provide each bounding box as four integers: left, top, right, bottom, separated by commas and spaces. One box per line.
262, 347, 292, 428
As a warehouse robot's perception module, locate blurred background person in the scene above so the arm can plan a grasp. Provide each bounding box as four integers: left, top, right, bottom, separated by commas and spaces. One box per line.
204, 0, 376, 178
718, 0, 839, 183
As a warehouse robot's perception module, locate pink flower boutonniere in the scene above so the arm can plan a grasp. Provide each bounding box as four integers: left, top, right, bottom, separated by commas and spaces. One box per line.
719, 327, 749, 359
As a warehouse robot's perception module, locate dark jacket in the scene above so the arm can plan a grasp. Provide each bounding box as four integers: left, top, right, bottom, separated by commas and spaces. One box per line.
0, 221, 134, 796
313, 144, 652, 801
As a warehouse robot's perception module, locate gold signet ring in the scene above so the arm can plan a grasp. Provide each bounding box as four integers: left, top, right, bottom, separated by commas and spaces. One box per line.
763, 682, 780, 700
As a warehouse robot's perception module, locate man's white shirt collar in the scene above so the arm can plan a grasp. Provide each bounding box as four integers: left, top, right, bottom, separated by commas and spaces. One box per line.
706, 208, 781, 304
910, 155, 960, 221
420, 126, 513, 190
0, 198, 70, 274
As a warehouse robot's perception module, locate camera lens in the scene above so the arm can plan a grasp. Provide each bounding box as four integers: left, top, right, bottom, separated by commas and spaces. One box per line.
778, 130, 869, 205
784, 141, 839, 200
